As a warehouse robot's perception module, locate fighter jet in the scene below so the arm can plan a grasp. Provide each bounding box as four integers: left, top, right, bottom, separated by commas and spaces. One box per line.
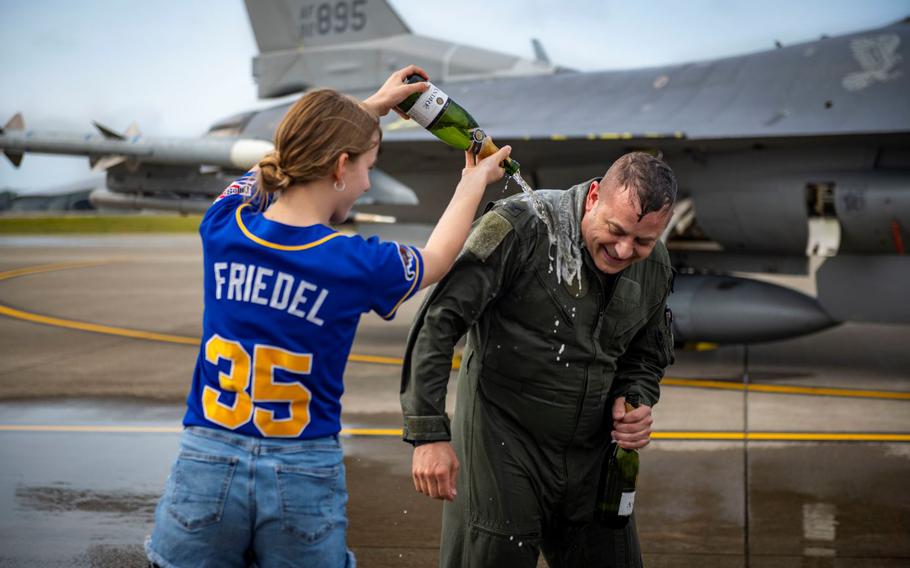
2, 0, 908, 343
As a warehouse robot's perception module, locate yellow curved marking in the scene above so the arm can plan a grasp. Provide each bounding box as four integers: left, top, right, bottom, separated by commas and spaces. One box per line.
2, 263, 910, 400
0, 261, 193, 344
1, 424, 909, 442
0, 304, 199, 345
235, 204, 343, 251
0, 260, 114, 282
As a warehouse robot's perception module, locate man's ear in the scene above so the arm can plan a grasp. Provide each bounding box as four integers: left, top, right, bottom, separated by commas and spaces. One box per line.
333, 152, 350, 182
585, 180, 600, 213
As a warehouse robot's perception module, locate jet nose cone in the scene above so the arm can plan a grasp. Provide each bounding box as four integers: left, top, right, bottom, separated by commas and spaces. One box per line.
670, 274, 839, 344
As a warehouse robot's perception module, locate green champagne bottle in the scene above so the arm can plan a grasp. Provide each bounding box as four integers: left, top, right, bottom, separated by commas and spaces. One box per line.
594, 396, 640, 528
396, 74, 520, 176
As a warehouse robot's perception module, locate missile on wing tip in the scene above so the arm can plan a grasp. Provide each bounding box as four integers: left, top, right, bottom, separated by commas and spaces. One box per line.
669, 274, 839, 344
0, 114, 275, 170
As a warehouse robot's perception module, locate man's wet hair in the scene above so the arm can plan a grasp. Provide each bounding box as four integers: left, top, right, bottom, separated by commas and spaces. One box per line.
604, 152, 677, 221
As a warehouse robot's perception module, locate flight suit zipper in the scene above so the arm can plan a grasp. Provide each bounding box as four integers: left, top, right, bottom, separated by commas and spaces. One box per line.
565, 265, 615, 457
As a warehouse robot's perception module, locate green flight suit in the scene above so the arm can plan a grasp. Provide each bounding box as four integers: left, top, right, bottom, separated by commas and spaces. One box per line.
401, 181, 675, 567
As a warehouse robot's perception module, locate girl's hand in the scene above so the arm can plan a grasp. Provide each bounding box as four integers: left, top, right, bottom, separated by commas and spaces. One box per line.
461, 144, 512, 187
362, 65, 430, 118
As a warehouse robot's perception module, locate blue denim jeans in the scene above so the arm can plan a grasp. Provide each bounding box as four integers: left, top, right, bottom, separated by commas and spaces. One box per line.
146, 426, 355, 568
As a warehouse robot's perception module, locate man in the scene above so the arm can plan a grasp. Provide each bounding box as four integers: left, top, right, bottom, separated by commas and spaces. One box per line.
400, 152, 677, 567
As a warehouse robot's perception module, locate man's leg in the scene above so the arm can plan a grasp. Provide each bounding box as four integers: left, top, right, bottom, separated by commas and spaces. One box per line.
439, 400, 545, 567
540, 514, 642, 568
438, 469, 544, 568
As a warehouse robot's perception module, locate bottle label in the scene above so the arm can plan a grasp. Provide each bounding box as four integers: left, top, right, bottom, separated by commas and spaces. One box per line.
618, 491, 635, 516
406, 82, 449, 128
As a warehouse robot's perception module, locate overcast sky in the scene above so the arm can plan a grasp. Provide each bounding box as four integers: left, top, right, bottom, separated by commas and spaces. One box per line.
1, 0, 907, 193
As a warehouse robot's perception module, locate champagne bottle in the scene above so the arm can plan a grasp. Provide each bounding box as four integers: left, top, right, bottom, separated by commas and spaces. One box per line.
396, 74, 520, 176
594, 396, 640, 528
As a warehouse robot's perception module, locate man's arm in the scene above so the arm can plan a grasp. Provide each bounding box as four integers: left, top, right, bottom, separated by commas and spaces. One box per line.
401, 208, 524, 500
611, 300, 675, 406
610, 276, 675, 449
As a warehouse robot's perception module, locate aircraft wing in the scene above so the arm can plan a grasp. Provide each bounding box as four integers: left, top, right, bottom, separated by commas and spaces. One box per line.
0, 115, 417, 215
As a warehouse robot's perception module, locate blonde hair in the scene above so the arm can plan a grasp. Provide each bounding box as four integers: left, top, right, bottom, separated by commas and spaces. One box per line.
253, 89, 381, 207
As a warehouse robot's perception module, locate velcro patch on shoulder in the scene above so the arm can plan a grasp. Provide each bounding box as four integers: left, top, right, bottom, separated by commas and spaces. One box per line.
465, 211, 513, 262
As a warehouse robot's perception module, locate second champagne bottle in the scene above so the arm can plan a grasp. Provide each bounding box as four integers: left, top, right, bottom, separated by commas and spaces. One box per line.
395, 74, 520, 176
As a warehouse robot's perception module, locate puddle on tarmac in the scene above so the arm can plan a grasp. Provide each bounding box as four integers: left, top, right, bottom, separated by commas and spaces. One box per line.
16, 484, 159, 516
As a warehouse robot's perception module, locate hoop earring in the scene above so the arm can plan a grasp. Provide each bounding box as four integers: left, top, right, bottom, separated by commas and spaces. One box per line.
333, 180, 346, 192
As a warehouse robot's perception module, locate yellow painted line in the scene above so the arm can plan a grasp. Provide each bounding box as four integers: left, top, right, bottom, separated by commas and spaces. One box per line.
0, 260, 198, 345
0, 260, 114, 282
654, 432, 910, 442
1, 424, 908, 442
550, 134, 568, 141
662, 377, 910, 401
2, 263, 909, 400
0, 425, 400, 436
342, 428, 403, 437
0, 424, 181, 433
347, 353, 404, 366
0, 304, 200, 346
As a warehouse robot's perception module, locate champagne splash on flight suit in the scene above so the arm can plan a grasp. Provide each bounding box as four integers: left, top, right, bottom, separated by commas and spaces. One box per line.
508, 173, 584, 288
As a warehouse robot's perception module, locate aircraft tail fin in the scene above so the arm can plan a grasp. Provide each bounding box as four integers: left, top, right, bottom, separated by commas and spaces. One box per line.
245, 0, 409, 52
1, 113, 25, 167
245, 0, 412, 97
243, 0, 556, 97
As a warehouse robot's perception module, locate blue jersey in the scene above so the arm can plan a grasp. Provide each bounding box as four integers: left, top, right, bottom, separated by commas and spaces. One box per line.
182, 172, 423, 439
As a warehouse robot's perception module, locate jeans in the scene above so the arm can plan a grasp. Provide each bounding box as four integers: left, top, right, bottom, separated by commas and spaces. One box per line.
146, 426, 355, 568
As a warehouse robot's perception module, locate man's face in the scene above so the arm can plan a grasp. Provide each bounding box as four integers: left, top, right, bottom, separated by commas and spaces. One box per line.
580, 179, 671, 274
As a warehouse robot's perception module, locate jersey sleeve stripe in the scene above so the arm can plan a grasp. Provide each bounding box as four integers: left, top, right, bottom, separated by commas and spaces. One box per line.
234, 204, 343, 251
381, 246, 423, 320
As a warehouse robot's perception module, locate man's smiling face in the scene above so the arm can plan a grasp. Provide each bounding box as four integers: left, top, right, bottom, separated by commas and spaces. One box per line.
580, 179, 671, 274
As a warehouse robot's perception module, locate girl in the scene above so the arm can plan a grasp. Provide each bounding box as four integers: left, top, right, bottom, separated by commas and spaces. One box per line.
146, 65, 511, 567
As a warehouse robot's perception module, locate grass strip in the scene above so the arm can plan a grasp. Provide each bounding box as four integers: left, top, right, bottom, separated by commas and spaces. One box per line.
0, 215, 204, 234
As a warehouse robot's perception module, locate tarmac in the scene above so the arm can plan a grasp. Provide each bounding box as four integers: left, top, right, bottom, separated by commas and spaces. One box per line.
1, 232, 909, 567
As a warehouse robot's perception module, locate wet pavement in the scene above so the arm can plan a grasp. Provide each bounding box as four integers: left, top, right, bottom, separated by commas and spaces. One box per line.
1, 234, 909, 567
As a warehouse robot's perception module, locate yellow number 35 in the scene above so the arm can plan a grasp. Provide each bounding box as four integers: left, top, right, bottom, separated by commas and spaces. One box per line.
202, 334, 312, 437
